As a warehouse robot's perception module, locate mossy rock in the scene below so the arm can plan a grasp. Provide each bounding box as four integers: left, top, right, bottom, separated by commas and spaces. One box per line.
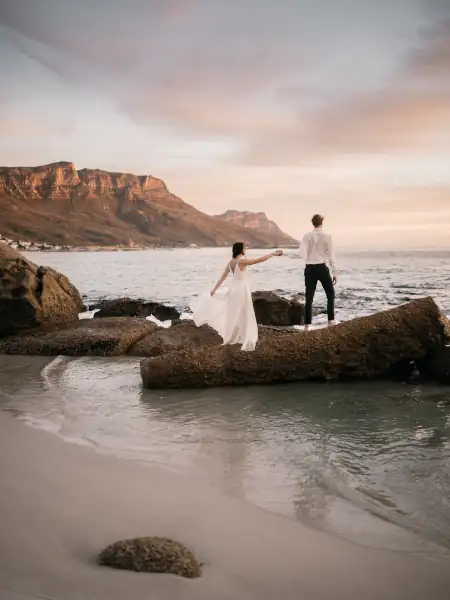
140, 297, 450, 389
97, 536, 202, 578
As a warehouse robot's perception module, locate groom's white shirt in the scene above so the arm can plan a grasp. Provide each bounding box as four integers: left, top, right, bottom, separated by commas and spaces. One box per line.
292, 229, 337, 276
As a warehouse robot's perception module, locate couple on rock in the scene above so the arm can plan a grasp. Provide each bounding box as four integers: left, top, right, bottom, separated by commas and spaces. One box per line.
190, 214, 337, 351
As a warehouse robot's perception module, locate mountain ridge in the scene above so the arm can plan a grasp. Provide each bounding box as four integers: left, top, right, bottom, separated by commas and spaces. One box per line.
214, 209, 298, 246
0, 162, 297, 248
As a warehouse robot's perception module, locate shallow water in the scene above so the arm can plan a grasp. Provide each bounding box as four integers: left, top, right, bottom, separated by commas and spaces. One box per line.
1, 248, 450, 553
22, 248, 450, 320
1, 353, 450, 554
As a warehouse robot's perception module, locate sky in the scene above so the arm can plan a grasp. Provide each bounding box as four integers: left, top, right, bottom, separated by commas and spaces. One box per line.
0, 0, 450, 248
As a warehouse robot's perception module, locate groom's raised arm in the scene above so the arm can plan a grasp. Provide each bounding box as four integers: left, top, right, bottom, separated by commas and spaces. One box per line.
288, 234, 305, 259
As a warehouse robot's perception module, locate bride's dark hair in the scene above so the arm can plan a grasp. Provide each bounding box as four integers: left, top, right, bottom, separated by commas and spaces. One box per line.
232, 242, 244, 258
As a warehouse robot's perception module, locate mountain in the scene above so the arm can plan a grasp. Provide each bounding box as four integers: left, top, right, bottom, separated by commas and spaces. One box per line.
0, 162, 295, 248
214, 210, 298, 247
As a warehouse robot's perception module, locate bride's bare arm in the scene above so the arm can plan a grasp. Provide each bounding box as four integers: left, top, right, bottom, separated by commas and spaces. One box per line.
240, 249, 283, 266
211, 264, 230, 296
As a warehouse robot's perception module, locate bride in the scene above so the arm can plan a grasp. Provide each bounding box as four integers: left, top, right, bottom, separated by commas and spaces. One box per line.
190, 242, 283, 351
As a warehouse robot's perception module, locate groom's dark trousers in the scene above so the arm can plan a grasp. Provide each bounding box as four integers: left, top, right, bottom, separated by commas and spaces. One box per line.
304, 263, 335, 325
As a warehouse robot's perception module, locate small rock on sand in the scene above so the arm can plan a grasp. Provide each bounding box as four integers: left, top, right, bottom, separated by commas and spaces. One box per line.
98, 536, 202, 578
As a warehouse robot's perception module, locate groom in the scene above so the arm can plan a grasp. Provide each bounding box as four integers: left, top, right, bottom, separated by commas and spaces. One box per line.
299, 214, 337, 330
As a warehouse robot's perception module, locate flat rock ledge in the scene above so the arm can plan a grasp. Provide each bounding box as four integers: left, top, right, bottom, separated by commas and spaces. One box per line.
0, 317, 158, 357
140, 297, 450, 389
98, 536, 201, 578
0, 317, 287, 358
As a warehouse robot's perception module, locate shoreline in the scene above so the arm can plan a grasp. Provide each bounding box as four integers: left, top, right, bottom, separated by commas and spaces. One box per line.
6, 243, 299, 253
1, 412, 450, 600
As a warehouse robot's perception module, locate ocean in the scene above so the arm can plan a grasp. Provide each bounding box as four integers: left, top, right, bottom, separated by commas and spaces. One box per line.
1, 248, 449, 555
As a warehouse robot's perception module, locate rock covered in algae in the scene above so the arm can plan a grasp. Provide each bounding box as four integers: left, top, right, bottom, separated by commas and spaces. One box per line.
98, 536, 201, 578
140, 297, 450, 389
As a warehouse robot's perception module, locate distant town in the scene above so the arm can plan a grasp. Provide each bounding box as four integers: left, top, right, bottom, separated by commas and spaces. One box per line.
0, 234, 199, 252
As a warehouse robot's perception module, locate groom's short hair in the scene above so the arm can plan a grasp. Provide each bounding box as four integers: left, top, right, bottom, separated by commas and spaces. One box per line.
312, 214, 324, 227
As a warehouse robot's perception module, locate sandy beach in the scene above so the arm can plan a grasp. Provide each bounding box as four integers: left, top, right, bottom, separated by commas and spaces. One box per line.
1, 412, 450, 600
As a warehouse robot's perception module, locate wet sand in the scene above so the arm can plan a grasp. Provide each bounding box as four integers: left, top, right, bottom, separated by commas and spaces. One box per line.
1, 412, 450, 600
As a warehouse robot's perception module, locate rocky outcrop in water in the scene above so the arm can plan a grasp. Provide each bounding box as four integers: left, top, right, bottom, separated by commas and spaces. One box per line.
0, 317, 158, 356
128, 320, 221, 357
140, 298, 450, 389
0, 161, 296, 247
252, 291, 307, 326
0, 242, 83, 336
91, 298, 180, 321
90, 292, 310, 326
0, 312, 294, 358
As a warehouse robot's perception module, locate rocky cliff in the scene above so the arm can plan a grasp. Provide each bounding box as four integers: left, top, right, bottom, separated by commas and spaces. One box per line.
214, 210, 298, 247
0, 162, 295, 247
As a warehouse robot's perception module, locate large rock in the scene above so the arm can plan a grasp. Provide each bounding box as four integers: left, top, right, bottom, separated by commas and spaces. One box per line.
92, 298, 180, 321
0, 315, 288, 358
128, 319, 221, 357
129, 319, 295, 358
252, 291, 305, 326
98, 536, 201, 578
251, 291, 323, 325
0, 242, 83, 336
0, 317, 158, 356
141, 298, 449, 389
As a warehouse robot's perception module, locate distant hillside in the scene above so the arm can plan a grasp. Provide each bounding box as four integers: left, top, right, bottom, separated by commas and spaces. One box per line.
214, 210, 298, 247
0, 162, 293, 248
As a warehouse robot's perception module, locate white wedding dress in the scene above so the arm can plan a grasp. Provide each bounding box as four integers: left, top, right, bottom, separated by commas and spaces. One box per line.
190, 259, 258, 351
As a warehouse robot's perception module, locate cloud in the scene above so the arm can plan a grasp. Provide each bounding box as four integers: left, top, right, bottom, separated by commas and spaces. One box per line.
245, 21, 450, 164
2, 0, 450, 172
0, 100, 72, 138
247, 88, 450, 166
124, 11, 450, 166
405, 19, 450, 77
0, 0, 192, 71
123, 45, 300, 139
1, 1, 303, 142
0, 118, 49, 138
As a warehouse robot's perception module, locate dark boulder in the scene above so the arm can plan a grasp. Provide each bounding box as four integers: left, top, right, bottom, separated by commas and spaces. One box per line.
252, 290, 304, 326
141, 298, 449, 389
92, 298, 180, 321
251, 291, 323, 326
0, 242, 83, 336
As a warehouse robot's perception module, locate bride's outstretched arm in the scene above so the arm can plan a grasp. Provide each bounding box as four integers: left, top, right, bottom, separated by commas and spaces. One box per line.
210, 264, 230, 296
240, 249, 283, 266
